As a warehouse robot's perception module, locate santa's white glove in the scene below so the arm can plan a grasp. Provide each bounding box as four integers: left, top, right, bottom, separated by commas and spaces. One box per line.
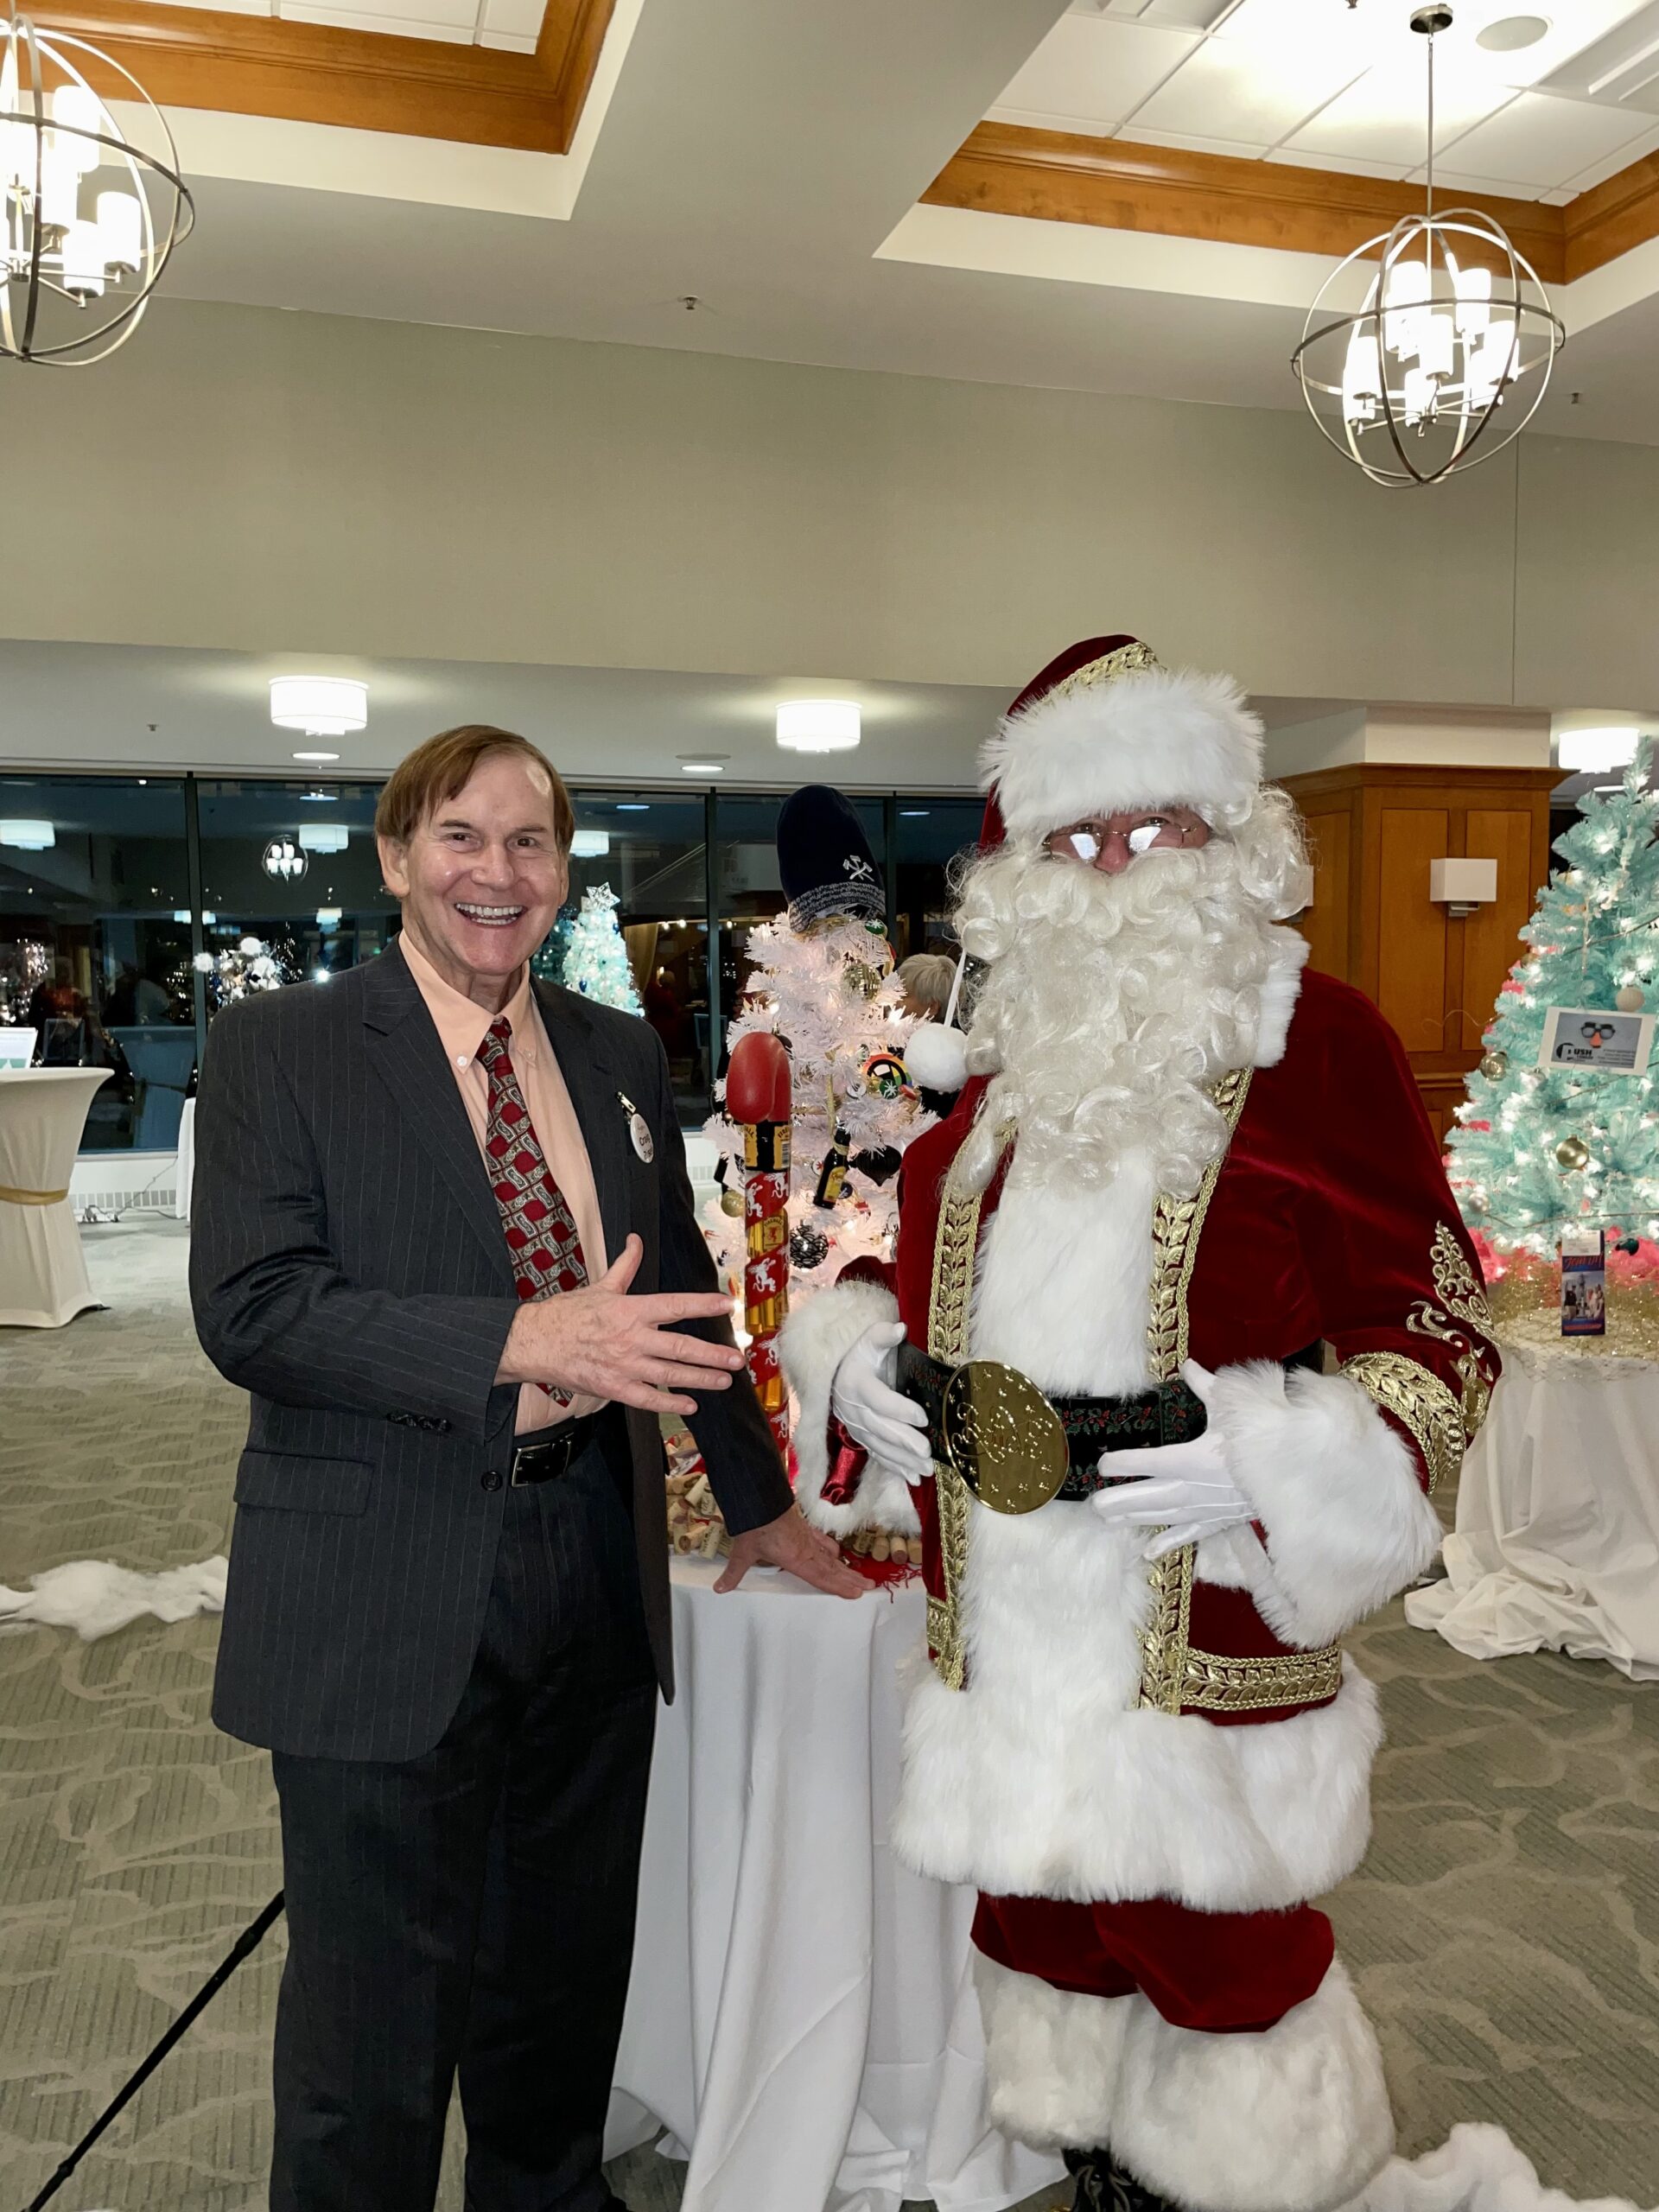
829, 1319, 933, 1485
1088, 1363, 1255, 1558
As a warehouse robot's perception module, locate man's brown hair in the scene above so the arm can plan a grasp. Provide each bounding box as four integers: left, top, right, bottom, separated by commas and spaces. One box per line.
374, 725, 575, 855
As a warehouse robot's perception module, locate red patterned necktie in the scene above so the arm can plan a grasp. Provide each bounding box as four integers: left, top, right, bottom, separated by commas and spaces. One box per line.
475, 1017, 588, 1400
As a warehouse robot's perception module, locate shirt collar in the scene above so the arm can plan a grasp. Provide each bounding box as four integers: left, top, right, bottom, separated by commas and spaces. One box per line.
398, 931, 540, 1074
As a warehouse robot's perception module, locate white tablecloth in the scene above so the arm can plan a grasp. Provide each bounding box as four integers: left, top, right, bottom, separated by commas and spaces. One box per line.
1406, 1339, 1659, 1681
0, 1068, 111, 1329
175, 1095, 196, 1222
606, 1560, 1065, 2212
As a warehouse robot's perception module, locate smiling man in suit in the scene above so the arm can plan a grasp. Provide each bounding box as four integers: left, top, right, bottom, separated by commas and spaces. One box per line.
191, 725, 863, 2212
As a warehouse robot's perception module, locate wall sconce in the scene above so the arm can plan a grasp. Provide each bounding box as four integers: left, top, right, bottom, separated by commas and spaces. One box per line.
1430, 857, 1497, 918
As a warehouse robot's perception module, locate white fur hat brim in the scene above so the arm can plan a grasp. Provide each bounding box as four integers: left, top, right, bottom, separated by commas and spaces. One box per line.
982, 666, 1264, 840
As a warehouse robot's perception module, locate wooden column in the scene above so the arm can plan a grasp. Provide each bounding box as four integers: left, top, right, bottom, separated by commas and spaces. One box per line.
1278, 763, 1560, 1147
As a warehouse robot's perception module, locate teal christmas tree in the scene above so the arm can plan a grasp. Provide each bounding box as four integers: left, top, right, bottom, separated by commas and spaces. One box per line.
555, 883, 643, 1015
1447, 741, 1659, 1268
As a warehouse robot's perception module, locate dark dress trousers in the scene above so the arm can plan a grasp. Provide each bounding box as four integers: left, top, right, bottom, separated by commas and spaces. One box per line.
191, 942, 791, 2212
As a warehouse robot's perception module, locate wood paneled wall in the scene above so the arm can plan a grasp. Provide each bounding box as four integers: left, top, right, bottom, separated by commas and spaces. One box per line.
1279, 764, 1560, 1148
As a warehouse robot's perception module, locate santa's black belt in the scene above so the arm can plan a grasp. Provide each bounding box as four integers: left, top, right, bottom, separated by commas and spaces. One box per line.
895, 1340, 1206, 1518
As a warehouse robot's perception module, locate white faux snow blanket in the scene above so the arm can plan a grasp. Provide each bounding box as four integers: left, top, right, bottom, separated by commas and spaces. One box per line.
0, 1554, 226, 1640
1351, 2126, 1654, 2212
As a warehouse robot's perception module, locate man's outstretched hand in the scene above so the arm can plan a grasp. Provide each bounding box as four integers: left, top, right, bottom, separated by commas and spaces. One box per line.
715, 1503, 868, 1599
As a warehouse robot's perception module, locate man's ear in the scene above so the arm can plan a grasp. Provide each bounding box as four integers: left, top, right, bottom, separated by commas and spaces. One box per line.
377, 833, 410, 899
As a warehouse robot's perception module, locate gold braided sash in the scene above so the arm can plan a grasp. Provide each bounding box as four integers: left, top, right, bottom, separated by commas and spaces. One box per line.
0, 1184, 69, 1206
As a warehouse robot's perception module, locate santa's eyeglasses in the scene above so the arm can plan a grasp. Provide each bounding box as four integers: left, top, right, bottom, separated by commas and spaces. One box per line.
1041, 810, 1211, 865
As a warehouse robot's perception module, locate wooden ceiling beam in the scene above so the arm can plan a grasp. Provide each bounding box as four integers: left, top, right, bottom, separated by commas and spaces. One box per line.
924, 121, 1659, 290
28, 0, 615, 155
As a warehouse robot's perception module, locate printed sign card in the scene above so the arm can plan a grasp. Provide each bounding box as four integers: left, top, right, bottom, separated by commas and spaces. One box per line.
1538, 1008, 1656, 1076
1560, 1228, 1607, 1338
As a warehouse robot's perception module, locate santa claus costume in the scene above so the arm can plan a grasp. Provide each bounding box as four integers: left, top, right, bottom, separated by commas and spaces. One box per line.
779, 638, 1499, 2212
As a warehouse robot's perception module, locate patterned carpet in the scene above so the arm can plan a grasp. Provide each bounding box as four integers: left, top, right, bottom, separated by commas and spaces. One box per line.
1, 1218, 1656, 2212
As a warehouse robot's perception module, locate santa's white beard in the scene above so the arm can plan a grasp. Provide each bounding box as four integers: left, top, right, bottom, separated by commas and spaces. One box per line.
955, 841, 1285, 1198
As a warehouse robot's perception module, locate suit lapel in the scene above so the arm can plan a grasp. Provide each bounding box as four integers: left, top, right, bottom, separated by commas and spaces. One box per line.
360, 944, 513, 1285
536, 982, 633, 1277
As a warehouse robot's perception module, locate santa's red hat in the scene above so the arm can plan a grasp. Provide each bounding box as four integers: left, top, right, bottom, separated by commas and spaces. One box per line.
978, 634, 1263, 850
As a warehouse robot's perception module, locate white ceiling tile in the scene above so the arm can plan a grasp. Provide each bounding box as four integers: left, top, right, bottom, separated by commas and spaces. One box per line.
281, 1, 474, 35
1265, 145, 1414, 181
478, 28, 537, 51
1532, 1, 1659, 101
1128, 124, 1273, 157
1425, 88, 1655, 188
1282, 63, 1515, 168
480, 0, 543, 35
991, 15, 1202, 135
1396, 165, 1552, 204
1130, 31, 1365, 145
1560, 117, 1659, 194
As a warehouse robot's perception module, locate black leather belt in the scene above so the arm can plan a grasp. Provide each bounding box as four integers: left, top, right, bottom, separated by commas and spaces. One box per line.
510, 1413, 600, 1487
896, 1340, 1206, 1505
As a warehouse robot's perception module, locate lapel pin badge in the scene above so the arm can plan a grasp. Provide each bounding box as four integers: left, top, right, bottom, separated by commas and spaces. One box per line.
618, 1090, 654, 1164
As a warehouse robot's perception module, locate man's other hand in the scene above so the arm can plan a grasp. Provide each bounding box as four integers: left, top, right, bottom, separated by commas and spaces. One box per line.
715, 1503, 868, 1599
497, 1234, 742, 1416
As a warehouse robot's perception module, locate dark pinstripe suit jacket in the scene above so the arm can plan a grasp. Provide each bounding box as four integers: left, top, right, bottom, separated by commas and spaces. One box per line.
190, 941, 791, 1762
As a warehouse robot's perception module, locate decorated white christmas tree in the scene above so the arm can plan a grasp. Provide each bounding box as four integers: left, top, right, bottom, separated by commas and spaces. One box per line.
1447, 742, 1659, 1281
702, 788, 936, 1299
556, 884, 643, 1015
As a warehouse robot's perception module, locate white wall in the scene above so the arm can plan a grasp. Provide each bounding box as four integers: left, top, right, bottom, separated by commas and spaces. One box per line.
5, 296, 1657, 714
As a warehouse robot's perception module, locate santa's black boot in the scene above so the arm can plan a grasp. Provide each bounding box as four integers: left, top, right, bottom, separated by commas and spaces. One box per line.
1064, 2146, 1180, 2212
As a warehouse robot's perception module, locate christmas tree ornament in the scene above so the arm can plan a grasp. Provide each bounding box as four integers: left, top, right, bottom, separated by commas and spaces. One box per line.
860, 1049, 910, 1100
720, 1186, 745, 1217
777, 784, 884, 930
1554, 1135, 1591, 1172
813, 1124, 852, 1208
1617, 984, 1646, 1013
843, 957, 884, 1001
726, 1030, 794, 1458
1478, 1049, 1508, 1081
789, 1223, 830, 1270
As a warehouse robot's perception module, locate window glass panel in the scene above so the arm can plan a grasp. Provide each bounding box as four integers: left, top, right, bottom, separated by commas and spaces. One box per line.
553, 793, 712, 1114
0, 775, 193, 1152
714, 794, 887, 1065
194, 779, 396, 1008
892, 800, 983, 963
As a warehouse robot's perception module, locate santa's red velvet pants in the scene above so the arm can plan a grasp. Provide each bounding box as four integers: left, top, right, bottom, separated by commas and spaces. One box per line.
974, 1891, 1334, 2035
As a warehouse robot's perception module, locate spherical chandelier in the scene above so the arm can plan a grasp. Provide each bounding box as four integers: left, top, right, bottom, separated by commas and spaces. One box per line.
1291, 5, 1564, 489
1, 7, 193, 365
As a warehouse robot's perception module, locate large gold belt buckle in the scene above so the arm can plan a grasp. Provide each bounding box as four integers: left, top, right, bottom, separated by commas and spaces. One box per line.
940, 1360, 1070, 1516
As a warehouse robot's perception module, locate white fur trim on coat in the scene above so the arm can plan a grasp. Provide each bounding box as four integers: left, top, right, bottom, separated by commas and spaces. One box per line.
983, 667, 1264, 840
1253, 929, 1308, 1069
1205, 1361, 1446, 1650
777, 1279, 920, 1537
976, 1951, 1394, 2212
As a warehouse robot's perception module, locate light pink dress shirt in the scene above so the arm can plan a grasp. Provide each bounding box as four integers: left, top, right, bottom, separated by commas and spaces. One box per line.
400, 932, 609, 1433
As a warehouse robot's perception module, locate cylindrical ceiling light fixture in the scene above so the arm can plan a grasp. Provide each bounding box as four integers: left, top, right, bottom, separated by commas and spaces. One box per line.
270, 677, 369, 739
0, 817, 54, 849
776, 699, 861, 753
297, 823, 350, 855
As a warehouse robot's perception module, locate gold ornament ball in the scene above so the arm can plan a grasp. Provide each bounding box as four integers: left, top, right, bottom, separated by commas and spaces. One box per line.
720, 1186, 745, 1217
1616, 985, 1646, 1013
1478, 1049, 1508, 1081
1554, 1135, 1591, 1173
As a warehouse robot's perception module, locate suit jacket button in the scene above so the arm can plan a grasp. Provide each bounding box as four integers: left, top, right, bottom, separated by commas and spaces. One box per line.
480, 1471, 502, 1492
434, 1419, 452, 1434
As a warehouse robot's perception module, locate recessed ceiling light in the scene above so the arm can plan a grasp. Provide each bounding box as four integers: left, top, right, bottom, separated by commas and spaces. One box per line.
615, 803, 650, 811
777, 700, 861, 753
899, 809, 931, 817
292, 750, 340, 764
680, 762, 725, 774
1476, 15, 1548, 52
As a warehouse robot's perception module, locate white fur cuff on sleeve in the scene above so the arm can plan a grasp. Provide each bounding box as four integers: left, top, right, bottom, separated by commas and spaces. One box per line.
1207, 1361, 1444, 1649
778, 1280, 920, 1537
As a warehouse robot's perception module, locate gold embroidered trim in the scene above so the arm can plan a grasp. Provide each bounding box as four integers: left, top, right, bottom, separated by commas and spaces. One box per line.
1041, 639, 1163, 706
1137, 1544, 1196, 1715
1178, 1641, 1344, 1713
1339, 1351, 1465, 1497
1145, 1069, 1253, 1385
1406, 1222, 1499, 1440
924, 1141, 1007, 1692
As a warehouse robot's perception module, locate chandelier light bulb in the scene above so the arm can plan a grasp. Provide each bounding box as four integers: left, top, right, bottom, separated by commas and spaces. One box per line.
776, 699, 861, 753
97, 190, 142, 275
270, 677, 369, 738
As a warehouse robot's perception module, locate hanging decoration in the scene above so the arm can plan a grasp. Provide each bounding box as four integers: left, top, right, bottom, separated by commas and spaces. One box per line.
2, 9, 194, 365
1291, 5, 1563, 489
